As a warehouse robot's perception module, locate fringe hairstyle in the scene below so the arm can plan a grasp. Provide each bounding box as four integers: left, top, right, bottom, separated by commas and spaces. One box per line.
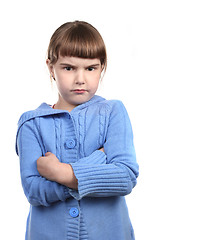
47, 21, 107, 72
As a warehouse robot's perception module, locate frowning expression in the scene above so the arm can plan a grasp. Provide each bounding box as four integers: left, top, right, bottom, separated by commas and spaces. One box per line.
47, 56, 103, 111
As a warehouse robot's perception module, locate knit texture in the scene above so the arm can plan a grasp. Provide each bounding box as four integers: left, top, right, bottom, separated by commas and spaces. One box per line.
16, 95, 139, 240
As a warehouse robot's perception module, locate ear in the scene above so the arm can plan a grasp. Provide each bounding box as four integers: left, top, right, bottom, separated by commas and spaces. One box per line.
46, 59, 55, 80
101, 64, 105, 72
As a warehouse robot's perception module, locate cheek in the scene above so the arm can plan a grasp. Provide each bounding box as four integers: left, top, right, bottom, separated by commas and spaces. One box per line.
92, 72, 101, 85
56, 80, 69, 95
89, 77, 100, 91
55, 72, 70, 90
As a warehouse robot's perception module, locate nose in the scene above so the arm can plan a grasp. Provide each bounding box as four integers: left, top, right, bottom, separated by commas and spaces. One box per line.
75, 70, 85, 85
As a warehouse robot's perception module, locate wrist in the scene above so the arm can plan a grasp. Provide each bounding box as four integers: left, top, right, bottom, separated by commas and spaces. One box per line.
56, 163, 78, 190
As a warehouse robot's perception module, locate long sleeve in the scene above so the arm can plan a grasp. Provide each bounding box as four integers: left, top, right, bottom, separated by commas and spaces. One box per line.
69, 101, 139, 200
17, 120, 71, 207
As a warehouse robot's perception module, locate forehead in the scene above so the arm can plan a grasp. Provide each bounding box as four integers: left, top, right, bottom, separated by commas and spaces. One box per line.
56, 56, 101, 66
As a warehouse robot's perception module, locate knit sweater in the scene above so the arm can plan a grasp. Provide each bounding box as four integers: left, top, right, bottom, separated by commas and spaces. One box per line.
16, 95, 139, 240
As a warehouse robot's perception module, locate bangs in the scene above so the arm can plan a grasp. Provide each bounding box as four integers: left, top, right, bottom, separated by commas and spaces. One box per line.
48, 21, 107, 66
59, 28, 105, 60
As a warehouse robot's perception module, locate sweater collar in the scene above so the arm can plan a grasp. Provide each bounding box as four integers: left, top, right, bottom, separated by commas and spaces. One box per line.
38, 95, 105, 112
17, 95, 105, 129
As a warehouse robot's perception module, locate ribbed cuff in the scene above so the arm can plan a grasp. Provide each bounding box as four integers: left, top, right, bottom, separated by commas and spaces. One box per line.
69, 151, 131, 200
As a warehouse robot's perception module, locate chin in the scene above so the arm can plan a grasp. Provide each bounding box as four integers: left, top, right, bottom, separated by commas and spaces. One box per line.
71, 97, 91, 106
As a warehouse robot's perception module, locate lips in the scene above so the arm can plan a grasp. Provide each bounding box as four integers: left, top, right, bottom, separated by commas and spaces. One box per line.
72, 89, 87, 94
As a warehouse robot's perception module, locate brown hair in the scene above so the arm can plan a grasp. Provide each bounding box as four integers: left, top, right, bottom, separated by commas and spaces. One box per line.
47, 21, 107, 71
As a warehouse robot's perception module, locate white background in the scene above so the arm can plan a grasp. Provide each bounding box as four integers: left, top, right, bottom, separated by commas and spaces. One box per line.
0, 0, 224, 239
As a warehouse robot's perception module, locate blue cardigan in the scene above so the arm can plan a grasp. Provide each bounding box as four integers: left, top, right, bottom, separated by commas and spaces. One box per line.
16, 95, 139, 240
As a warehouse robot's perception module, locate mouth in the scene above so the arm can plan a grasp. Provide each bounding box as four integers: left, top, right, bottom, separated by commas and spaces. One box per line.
71, 89, 87, 94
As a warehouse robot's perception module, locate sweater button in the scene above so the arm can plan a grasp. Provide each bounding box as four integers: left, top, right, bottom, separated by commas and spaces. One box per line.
69, 207, 79, 218
65, 139, 76, 149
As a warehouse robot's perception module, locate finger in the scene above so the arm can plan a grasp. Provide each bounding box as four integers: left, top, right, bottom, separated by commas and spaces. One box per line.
45, 152, 52, 156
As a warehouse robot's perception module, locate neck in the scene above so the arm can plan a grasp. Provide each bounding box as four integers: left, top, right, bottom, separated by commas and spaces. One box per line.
54, 96, 77, 112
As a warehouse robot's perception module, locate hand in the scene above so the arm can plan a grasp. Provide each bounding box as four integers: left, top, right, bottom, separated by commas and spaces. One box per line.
37, 152, 78, 189
99, 147, 104, 152
37, 152, 60, 182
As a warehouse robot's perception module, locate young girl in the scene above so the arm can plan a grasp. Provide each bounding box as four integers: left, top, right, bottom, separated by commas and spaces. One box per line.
16, 21, 139, 240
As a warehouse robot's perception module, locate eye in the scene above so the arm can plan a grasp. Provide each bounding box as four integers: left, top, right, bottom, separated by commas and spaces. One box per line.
64, 66, 73, 71
87, 67, 95, 71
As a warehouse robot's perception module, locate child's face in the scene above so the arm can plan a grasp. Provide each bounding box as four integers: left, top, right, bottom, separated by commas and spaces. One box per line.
47, 56, 103, 111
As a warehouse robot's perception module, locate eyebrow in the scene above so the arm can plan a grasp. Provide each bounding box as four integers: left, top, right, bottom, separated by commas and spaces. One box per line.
59, 63, 100, 68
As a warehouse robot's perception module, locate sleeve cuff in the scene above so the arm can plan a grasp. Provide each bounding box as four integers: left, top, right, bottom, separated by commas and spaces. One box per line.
69, 150, 107, 200
69, 150, 134, 200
